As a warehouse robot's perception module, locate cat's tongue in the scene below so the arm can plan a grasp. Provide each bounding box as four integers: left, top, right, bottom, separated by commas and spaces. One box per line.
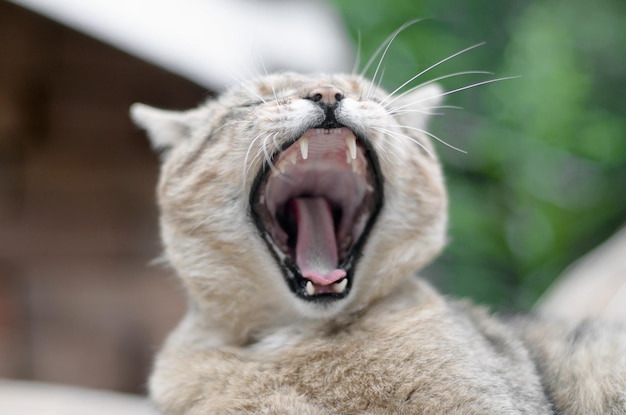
289, 197, 346, 287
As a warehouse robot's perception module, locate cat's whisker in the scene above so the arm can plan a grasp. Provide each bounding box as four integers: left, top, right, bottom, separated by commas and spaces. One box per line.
243, 131, 273, 188
276, 83, 287, 106
379, 44, 486, 107
351, 30, 363, 75
362, 19, 425, 100
389, 105, 464, 117
370, 128, 409, 166
270, 86, 281, 107
390, 76, 520, 113
372, 126, 435, 159
383, 70, 492, 108
374, 66, 387, 98
225, 68, 247, 87
269, 131, 282, 153
388, 124, 467, 153
256, 59, 282, 107
395, 109, 444, 116
360, 18, 424, 77
261, 132, 278, 172
240, 81, 268, 105
226, 72, 268, 105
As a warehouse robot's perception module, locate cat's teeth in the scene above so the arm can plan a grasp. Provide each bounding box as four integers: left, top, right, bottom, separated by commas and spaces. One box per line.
332, 278, 348, 294
299, 137, 309, 160
271, 160, 287, 177
271, 165, 283, 177
345, 135, 357, 160
286, 151, 298, 165
346, 149, 362, 173
272, 152, 298, 176
305, 281, 315, 296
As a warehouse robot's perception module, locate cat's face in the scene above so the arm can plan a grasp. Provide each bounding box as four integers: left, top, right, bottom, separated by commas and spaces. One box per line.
132, 73, 447, 339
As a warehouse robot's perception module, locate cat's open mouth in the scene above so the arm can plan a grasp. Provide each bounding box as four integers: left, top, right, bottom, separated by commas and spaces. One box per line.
250, 127, 383, 302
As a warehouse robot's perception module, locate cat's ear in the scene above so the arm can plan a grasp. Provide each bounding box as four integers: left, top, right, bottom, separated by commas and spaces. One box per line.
130, 103, 197, 151
392, 83, 444, 129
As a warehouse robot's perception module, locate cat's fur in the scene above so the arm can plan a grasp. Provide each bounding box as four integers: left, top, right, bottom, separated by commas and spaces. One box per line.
132, 72, 626, 414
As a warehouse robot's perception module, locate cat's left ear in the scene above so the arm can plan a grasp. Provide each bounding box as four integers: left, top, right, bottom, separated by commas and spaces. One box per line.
392, 83, 444, 130
130, 103, 200, 151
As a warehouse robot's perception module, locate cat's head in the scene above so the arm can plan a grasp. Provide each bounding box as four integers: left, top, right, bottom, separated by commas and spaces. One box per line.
132, 73, 447, 341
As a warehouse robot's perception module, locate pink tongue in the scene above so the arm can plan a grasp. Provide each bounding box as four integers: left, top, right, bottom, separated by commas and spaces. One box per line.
289, 197, 346, 286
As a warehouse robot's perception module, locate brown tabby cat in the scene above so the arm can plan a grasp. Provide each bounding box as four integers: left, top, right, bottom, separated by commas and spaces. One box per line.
131, 71, 626, 414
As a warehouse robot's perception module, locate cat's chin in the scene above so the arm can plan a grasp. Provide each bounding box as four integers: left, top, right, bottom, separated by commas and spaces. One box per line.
250, 126, 384, 305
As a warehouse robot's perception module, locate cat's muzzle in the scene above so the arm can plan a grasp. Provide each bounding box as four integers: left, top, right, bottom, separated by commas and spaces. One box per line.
250, 126, 383, 303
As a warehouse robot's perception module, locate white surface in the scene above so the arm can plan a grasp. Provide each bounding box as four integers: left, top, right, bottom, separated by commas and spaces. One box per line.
8, 0, 353, 90
536, 225, 626, 323
0, 379, 159, 415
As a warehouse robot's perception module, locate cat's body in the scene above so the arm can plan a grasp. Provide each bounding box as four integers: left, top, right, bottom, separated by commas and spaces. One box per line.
132, 72, 626, 414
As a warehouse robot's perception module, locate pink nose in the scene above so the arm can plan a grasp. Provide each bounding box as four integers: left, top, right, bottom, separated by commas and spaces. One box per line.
306, 85, 344, 106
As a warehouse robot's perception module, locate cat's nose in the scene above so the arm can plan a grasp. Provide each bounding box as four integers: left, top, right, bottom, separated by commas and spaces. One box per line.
305, 85, 344, 107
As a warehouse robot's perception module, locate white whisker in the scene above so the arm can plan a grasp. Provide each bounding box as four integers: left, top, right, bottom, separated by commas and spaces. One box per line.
269, 131, 282, 153
379, 43, 486, 106
362, 19, 425, 99
388, 124, 466, 153
372, 126, 435, 159
391, 76, 520, 113
258, 59, 281, 107
226, 71, 246, 87
258, 55, 269, 77
389, 105, 464, 116
374, 66, 387, 96
384, 70, 492, 108
393, 109, 443, 116
370, 129, 410, 165
231, 77, 267, 104
243, 131, 273, 188
351, 30, 363, 75
261, 133, 274, 166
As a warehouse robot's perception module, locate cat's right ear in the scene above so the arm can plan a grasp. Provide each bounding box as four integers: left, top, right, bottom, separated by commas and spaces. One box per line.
130, 103, 195, 152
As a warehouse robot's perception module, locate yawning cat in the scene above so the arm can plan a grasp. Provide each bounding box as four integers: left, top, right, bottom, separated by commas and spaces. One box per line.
132, 72, 626, 414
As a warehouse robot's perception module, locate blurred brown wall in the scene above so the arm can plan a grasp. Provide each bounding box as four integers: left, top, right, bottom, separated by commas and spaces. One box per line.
0, 2, 207, 394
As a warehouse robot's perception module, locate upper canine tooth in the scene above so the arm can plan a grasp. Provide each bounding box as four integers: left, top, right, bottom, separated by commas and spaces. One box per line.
299, 137, 309, 160
332, 278, 348, 294
346, 135, 357, 160
305, 280, 315, 296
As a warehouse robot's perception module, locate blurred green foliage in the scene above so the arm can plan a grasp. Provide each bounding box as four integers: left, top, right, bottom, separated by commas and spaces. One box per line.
330, 0, 626, 310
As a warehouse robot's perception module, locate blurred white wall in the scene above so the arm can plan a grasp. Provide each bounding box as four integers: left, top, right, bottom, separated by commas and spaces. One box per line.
8, 0, 354, 90
535, 225, 626, 323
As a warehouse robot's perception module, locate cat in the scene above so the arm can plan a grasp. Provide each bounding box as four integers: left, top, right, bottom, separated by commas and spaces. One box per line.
131, 72, 626, 414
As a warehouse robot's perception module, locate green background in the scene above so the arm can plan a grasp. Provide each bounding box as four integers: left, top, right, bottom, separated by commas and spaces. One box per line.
330, 0, 626, 311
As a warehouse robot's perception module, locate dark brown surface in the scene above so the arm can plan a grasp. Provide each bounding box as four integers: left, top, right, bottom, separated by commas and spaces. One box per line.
0, 2, 207, 393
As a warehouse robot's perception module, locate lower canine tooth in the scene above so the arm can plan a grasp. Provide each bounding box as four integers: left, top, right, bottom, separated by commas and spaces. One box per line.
305, 281, 315, 296
286, 151, 297, 165
332, 278, 348, 294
